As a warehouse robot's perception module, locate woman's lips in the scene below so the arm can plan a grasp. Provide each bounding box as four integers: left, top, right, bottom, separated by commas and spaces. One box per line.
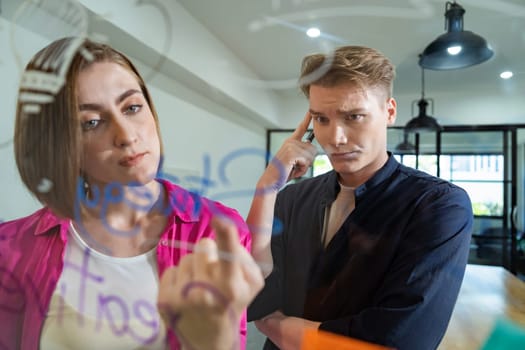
119, 153, 146, 167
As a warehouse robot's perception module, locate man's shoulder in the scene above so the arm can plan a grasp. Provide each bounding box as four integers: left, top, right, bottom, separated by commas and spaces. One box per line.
398, 163, 463, 189
280, 171, 334, 195
395, 164, 471, 206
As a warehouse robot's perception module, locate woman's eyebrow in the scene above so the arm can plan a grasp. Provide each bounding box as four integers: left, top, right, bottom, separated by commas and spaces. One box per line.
78, 89, 142, 111
116, 89, 142, 104
79, 102, 101, 111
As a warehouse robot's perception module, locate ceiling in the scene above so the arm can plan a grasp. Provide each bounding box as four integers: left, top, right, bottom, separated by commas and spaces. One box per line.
176, 0, 525, 104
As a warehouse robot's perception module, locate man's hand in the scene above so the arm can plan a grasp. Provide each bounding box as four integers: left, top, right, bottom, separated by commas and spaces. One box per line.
248, 112, 317, 277
157, 217, 264, 350
255, 310, 321, 350
259, 112, 318, 192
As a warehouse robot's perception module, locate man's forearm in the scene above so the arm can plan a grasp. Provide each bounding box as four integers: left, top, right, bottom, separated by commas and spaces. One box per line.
246, 179, 279, 278
254, 311, 321, 350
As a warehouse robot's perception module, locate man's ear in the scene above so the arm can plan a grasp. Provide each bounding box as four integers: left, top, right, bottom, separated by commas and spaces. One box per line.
386, 98, 397, 126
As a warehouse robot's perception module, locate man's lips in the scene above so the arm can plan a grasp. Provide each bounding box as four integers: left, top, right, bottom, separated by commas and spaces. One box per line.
329, 150, 360, 159
119, 152, 147, 166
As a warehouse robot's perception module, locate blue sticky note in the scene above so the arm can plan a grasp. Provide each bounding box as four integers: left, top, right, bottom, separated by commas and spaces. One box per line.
480, 318, 525, 350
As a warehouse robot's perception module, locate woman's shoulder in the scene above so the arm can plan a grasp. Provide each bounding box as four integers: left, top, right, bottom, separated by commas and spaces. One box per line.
160, 179, 240, 217
0, 207, 64, 243
0, 207, 45, 232
160, 179, 250, 243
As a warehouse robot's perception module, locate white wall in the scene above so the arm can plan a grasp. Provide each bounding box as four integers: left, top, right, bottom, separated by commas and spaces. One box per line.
77, 0, 282, 128
146, 81, 266, 217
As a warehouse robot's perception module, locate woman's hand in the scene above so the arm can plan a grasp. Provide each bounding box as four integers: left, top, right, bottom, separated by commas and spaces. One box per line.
157, 216, 264, 350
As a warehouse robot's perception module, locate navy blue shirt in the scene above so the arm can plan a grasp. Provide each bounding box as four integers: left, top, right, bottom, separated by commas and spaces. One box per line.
248, 153, 473, 350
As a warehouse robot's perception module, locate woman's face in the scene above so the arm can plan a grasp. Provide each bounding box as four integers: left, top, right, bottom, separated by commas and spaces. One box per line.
76, 61, 161, 188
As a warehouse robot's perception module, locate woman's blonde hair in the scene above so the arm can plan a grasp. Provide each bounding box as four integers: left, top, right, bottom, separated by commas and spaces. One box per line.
14, 37, 164, 219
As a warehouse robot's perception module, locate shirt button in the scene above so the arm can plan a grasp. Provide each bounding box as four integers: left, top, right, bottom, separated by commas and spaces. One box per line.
160, 239, 168, 246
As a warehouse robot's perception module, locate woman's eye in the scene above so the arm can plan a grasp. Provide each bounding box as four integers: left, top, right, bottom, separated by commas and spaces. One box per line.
81, 119, 100, 131
126, 104, 142, 114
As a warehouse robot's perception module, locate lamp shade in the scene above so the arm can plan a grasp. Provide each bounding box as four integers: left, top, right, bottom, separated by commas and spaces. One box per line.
395, 133, 415, 154
405, 99, 443, 133
419, 1, 494, 70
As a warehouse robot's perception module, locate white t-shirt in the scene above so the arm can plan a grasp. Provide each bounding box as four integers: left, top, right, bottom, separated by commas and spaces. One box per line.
40, 223, 168, 349
323, 183, 355, 248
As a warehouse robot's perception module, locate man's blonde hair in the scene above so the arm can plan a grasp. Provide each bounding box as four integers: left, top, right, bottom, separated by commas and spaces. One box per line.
299, 45, 396, 99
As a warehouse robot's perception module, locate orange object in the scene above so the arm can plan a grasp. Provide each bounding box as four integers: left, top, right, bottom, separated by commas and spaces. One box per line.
301, 329, 394, 350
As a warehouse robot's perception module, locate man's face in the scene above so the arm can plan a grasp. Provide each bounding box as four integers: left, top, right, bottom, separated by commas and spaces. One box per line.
309, 83, 396, 187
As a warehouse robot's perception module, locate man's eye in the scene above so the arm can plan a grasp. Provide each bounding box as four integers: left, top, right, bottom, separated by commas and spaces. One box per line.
314, 116, 328, 124
345, 114, 364, 121
81, 119, 100, 131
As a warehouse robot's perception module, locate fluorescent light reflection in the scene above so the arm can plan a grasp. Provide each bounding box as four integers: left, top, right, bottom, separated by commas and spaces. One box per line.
447, 45, 462, 55
306, 27, 320, 38
500, 71, 513, 79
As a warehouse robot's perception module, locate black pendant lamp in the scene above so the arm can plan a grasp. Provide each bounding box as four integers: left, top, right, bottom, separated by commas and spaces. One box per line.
404, 66, 443, 133
395, 132, 415, 154
419, 1, 494, 70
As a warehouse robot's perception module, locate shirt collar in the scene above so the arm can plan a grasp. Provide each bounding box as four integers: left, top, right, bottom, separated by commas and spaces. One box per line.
354, 152, 399, 198
322, 171, 341, 204
34, 179, 201, 237
34, 208, 69, 236
158, 178, 201, 222
323, 152, 399, 201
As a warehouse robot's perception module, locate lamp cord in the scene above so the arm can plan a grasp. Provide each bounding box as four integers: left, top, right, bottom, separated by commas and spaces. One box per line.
421, 66, 425, 99
444, 1, 457, 30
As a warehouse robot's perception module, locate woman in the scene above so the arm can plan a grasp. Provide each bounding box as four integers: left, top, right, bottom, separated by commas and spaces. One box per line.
0, 37, 262, 350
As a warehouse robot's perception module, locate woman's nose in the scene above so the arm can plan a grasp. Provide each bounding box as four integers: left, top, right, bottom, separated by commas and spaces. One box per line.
113, 117, 137, 147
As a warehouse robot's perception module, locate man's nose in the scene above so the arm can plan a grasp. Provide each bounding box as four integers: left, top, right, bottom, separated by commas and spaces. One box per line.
329, 123, 348, 147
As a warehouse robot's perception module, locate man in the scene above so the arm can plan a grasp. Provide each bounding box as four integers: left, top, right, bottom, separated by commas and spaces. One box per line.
246, 46, 473, 350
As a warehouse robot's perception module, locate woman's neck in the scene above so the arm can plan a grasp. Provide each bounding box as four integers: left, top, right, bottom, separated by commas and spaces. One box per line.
73, 180, 169, 257
81, 180, 165, 228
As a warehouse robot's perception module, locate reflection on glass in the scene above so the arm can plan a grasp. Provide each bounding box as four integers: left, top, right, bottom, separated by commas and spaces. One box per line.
395, 153, 505, 216
455, 182, 503, 216
440, 155, 504, 181
394, 155, 437, 176
440, 155, 504, 216
313, 154, 332, 177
